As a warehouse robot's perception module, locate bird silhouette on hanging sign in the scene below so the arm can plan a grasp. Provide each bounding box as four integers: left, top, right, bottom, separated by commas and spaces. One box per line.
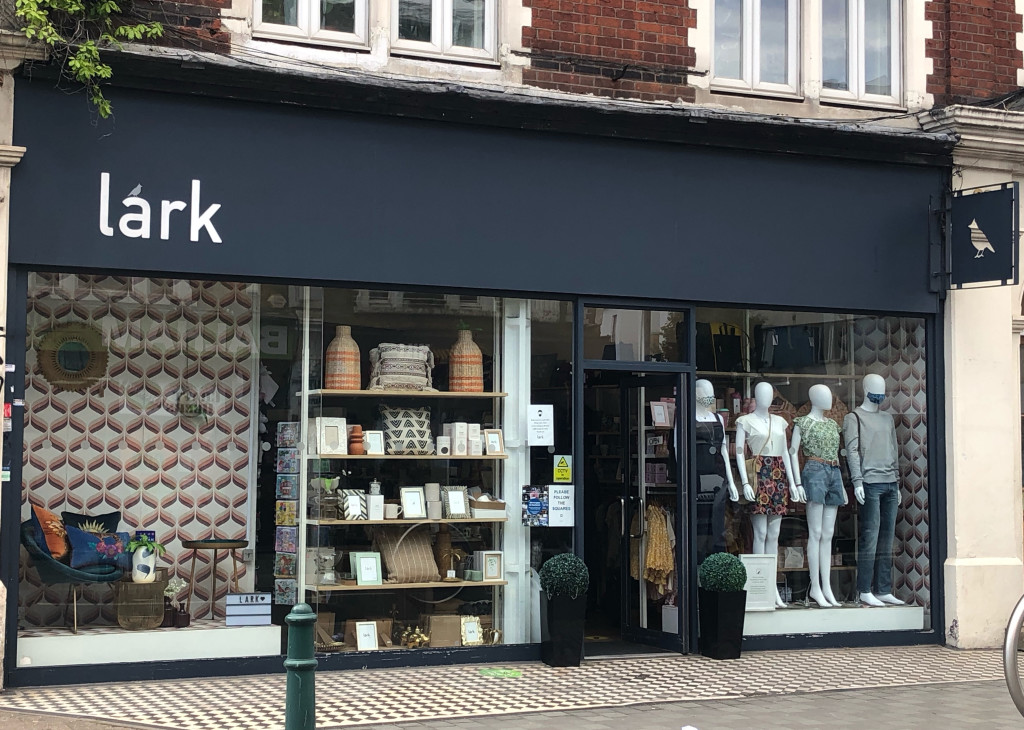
128, 184, 142, 197
969, 218, 996, 258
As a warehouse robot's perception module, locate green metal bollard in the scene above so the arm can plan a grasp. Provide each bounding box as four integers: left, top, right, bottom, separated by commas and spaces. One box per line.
284, 602, 318, 730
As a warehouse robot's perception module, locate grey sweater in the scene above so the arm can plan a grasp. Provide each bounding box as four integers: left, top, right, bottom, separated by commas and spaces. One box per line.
842, 407, 899, 487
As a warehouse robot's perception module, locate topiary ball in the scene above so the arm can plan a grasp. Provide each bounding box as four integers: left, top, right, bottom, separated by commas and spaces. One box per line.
698, 552, 747, 592
539, 553, 590, 599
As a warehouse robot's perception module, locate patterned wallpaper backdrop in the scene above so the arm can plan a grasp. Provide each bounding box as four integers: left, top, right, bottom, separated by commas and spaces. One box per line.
853, 316, 930, 613
20, 275, 258, 626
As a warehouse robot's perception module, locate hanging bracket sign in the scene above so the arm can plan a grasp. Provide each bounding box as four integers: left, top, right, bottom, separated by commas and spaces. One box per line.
950, 182, 1019, 288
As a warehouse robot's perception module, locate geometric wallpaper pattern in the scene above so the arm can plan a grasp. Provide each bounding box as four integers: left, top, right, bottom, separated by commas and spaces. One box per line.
20, 274, 257, 626
853, 316, 930, 611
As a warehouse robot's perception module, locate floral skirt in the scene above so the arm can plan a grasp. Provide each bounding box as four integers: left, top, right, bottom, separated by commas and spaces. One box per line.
750, 455, 789, 516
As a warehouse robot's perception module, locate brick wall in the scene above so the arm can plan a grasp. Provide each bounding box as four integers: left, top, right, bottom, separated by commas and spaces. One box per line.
522, 0, 696, 103
133, 0, 231, 53
926, 0, 1023, 105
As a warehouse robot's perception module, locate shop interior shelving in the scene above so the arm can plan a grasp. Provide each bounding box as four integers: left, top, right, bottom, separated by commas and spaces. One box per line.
295, 288, 507, 642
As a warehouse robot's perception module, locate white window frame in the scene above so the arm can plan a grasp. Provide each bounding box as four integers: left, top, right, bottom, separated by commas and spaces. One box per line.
254, 0, 369, 49
391, 0, 497, 61
711, 0, 800, 95
819, 0, 901, 104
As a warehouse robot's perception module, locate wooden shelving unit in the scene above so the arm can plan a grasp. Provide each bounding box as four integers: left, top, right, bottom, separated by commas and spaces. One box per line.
305, 389, 507, 398
306, 580, 507, 592
309, 454, 508, 460
309, 517, 507, 526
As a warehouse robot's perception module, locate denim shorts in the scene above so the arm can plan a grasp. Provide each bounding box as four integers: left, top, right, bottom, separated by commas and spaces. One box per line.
802, 460, 845, 505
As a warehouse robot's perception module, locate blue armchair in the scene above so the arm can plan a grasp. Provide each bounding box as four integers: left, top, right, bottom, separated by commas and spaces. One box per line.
20, 520, 122, 633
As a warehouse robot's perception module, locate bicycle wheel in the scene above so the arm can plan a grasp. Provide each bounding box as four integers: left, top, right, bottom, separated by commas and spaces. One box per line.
1003, 593, 1024, 716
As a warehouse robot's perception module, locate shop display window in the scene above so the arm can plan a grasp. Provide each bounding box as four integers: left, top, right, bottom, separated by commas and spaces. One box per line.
695, 307, 930, 635
297, 286, 510, 652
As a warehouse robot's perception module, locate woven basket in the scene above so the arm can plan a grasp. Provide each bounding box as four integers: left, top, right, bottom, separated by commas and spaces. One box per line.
449, 330, 483, 392
325, 325, 361, 390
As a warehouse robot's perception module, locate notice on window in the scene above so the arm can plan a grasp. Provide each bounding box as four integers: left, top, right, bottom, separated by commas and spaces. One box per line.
738, 554, 777, 612
522, 485, 548, 527
553, 455, 572, 483
548, 484, 574, 527
528, 404, 555, 446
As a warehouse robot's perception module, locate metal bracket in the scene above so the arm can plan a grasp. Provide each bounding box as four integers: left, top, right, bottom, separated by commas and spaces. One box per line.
929, 191, 952, 295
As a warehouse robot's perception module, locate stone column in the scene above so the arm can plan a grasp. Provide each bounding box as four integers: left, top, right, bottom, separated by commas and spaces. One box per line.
922, 106, 1024, 648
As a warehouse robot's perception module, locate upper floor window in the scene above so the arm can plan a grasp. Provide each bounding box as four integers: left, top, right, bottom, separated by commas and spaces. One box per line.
393, 0, 496, 60
254, 0, 496, 61
821, 0, 900, 101
709, 0, 903, 105
712, 0, 800, 94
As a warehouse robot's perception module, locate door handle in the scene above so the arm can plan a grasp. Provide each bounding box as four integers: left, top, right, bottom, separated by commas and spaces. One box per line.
629, 496, 645, 538
619, 496, 626, 537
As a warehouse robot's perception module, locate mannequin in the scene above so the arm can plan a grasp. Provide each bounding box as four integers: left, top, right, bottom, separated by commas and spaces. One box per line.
843, 374, 906, 608
695, 380, 739, 560
790, 384, 846, 608
735, 381, 804, 608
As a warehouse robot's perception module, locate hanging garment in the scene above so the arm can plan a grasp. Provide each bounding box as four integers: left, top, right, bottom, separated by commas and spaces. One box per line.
644, 504, 674, 591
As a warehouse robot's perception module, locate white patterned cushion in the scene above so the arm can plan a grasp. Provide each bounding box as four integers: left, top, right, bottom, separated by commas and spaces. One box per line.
368, 343, 435, 391
380, 406, 435, 455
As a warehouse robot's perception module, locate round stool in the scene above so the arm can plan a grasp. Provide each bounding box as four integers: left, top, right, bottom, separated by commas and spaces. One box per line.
182, 539, 248, 618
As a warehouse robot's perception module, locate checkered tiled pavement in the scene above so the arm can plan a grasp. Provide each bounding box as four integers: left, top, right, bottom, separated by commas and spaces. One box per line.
0, 646, 1005, 730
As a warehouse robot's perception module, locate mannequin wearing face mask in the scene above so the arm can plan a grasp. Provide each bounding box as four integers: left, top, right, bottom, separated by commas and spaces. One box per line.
790, 384, 846, 609
735, 381, 804, 608
694, 380, 738, 560
842, 373, 906, 608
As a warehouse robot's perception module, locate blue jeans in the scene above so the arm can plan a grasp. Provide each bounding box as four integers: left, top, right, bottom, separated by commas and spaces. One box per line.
857, 481, 899, 595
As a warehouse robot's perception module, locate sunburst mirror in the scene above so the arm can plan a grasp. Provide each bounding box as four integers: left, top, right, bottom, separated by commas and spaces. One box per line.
38, 323, 108, 392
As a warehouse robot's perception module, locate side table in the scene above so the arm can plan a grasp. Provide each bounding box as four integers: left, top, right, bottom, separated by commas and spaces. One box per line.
182, 539, 248, 617
114, 567, 169, 630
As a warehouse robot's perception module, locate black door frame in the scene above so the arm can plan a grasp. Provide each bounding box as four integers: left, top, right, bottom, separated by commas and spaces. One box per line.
573, 299, 696, 653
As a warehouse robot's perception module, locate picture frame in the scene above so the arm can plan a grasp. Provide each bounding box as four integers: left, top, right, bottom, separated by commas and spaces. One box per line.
460, 616, 484, 647
350, 551, 382, 586
364, 430, 385, 456
650, 401, 671, 428
441, 485, 471, 519
354, 620, 379, 651
400, 487, 427, 519
479, 550, 503, 581
483, 429, 505, 456
315, 417, 348, 456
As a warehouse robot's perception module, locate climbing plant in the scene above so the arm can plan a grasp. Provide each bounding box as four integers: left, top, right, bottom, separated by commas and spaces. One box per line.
15, 0, 163, 117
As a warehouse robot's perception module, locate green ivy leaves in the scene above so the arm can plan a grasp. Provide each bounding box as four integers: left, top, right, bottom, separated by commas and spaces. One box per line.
15, 0, 163, 117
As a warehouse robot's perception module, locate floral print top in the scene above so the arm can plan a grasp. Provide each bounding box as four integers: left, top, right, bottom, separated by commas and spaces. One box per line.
793, 415, 840, 461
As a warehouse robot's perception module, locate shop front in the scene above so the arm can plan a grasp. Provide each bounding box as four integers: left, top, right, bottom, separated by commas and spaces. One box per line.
0, 78, 953, 685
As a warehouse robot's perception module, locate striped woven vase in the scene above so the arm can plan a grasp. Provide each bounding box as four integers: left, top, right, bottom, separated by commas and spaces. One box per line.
449, 329, 483, 392
325, 325, 361, 390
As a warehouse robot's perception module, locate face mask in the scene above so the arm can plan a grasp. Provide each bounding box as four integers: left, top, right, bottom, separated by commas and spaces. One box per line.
696, 395, 716, 409
867, 392, 885, 405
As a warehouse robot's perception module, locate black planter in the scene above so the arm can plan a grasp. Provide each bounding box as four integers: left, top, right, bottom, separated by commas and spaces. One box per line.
698, 587, 746, 660
540, 592, 587, 667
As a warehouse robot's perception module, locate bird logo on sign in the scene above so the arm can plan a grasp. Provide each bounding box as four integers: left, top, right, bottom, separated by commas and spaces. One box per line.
969, 218, 996, 258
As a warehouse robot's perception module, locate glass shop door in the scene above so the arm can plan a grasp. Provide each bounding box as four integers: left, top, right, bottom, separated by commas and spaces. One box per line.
618, 372, 686, 651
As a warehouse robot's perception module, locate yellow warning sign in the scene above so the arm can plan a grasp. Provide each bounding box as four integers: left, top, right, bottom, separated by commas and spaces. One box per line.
553, 455, 572, 483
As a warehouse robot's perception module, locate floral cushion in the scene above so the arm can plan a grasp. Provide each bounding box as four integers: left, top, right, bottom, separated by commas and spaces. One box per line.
66, 525, 131, 570
29, 505, 69, 561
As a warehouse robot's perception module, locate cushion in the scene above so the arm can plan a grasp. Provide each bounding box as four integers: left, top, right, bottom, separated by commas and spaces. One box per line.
62, 510, 120, 535
66, 525, 131, 570
368, 343, 436, 391
380, 406, 434, 456
374, 526, 441, 583
29, 505, 69, 560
